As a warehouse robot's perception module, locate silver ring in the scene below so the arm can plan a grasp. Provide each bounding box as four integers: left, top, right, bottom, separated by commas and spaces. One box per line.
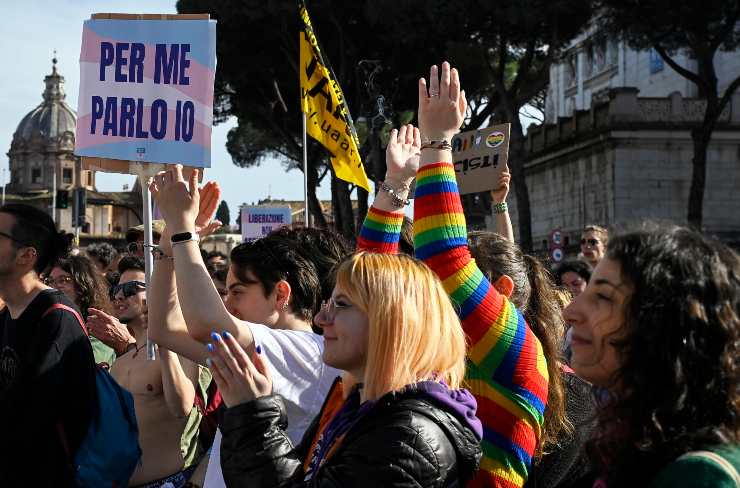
429, 92, 439, 98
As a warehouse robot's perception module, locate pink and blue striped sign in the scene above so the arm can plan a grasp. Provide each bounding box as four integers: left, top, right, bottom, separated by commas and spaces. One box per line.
74, 18, 216, 167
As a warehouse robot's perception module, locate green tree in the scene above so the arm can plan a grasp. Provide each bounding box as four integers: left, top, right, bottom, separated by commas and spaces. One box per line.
599, 0, 740, 229
362, 0, 593, 250
465, 0, 593, 251
215, 200, 231, 226
178, 0, 591, 245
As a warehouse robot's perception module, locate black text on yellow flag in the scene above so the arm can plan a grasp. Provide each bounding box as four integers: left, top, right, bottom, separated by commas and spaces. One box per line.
299, 2, 369, 191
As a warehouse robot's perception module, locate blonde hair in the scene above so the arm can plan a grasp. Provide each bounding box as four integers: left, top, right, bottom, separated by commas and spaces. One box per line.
583, 224, 609, 244
334, 252, 467, 401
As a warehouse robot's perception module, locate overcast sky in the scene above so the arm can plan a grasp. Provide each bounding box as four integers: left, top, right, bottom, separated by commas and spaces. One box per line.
0, 0, 332, 224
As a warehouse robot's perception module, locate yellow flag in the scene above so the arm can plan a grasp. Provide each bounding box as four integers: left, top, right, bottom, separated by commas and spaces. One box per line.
299, 2, 369, 191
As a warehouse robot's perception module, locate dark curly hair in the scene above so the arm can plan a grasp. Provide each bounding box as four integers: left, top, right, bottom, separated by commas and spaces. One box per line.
467, 231, 571, 458
85, 242, 118, 271
285, 227, 350, 302
553, 260, 592, 285
587, 225, 740, 485
54, 255, 113, 320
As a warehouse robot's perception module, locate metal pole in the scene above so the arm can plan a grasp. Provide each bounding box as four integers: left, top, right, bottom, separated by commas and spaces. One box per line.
302, 112, 309, 228
51, 169, 57, 224
2, 168, 6, 206
142, 175, 156, 360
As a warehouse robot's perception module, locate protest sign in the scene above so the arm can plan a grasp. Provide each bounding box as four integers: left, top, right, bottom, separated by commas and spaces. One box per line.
451, 124, 511, 195
241, 206, 292, 241
75, 13, 216, 172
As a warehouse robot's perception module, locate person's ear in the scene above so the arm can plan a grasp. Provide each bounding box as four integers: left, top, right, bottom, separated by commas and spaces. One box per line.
15, 247, 37, 269
275, 280, 292, 312
493, 274, 515, 298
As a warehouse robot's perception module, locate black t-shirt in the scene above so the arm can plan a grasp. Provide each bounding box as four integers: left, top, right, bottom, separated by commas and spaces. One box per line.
0, 289, 96, 487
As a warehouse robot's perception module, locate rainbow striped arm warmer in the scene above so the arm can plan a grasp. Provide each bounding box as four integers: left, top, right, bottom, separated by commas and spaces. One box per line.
414, 162, 549, 488
356, 206, 404, 254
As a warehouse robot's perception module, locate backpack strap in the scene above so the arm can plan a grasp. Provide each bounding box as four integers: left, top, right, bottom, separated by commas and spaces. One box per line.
43, 302, 90, 476
677, 450, 740, 485
42, 303, 88, 337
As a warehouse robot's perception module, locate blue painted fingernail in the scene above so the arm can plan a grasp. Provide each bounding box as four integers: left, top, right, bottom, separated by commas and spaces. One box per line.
206, 358, 212, 367
206, 343, 214, 352
256, 345, 262, 354
222, 331, 231, 339
210, 331, 221, 342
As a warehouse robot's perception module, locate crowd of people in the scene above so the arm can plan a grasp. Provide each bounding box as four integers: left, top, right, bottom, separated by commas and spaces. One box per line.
0, 62, 738, 488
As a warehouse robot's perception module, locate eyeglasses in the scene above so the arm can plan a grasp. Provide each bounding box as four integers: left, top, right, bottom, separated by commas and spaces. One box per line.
580, 238, 601, 247
318, 297, 351, 322
0, 230, 29, 247
112, 280, 146, 298
45, 275, 73, 287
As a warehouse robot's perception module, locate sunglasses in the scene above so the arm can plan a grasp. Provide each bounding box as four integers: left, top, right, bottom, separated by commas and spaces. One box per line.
580, 238, 600, 247
112, 280, 146, 298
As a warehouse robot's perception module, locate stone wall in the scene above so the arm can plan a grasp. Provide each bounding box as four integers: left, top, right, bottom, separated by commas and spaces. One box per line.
491, 88, 740, 252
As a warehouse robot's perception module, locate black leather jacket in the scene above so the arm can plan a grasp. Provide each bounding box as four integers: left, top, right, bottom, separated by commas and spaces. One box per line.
220, 386, 482, 487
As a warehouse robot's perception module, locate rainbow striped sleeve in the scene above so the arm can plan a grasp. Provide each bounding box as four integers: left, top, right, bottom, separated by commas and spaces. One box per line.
357, 206, 405, 254
414, 162, 549, 488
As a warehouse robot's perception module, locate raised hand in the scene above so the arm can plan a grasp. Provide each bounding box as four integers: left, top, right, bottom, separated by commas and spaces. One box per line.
418, 61, 467, 142
196, 181, 223, 237
207, 331, 272, 408
149, 165, 200, 234
386, 124, 421, 184
491, 165, 511, 204
158, 180, 222, 256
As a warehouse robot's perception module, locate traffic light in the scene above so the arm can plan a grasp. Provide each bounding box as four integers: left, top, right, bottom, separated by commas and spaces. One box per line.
56, 190, 69, 209
73, 188, 87, 227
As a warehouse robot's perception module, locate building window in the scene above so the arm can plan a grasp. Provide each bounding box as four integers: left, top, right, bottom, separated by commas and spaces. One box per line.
593, 38, 607, 73
583, 43, 594, 78
565, 53, 578, 87
62, 168, 73, 184
31, 168, 41, 184
609, 40, 619, 66
649, 49, 664, 74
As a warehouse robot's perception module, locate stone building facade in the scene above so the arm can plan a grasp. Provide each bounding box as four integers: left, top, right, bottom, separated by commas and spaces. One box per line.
545, 30, 740, 122
6, 58, 141, 237
495, 88, 740, 253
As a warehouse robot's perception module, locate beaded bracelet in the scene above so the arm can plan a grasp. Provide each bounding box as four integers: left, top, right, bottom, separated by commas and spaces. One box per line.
493, 201, 508, 214
379, 181, 411, 208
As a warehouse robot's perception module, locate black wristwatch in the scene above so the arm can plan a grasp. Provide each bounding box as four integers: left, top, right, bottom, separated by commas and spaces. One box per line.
170, 231, 200, 245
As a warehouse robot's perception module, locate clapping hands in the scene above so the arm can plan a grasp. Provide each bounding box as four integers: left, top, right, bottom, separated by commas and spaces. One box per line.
206, 331, 273, 408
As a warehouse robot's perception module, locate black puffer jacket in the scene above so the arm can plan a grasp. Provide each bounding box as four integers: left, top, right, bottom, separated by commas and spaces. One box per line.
220, 383, 482, 487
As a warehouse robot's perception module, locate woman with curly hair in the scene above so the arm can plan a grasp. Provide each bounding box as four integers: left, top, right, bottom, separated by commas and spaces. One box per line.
47, 255, 117, 366
564, 226, 740, 486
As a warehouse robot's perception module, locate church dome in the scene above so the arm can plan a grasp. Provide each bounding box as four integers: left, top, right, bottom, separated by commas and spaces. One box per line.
10, 56, 76, 153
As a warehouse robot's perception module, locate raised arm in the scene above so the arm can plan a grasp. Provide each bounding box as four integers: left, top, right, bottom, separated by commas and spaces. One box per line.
357, 124, 420, 254
491, 166, 515, 242
147, 183, 223, 365
150, 167, 256, 355
415, 62, 548, 486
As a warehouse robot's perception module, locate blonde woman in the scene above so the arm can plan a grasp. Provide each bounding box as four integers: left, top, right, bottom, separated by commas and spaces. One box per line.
207, 252, 483, 487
